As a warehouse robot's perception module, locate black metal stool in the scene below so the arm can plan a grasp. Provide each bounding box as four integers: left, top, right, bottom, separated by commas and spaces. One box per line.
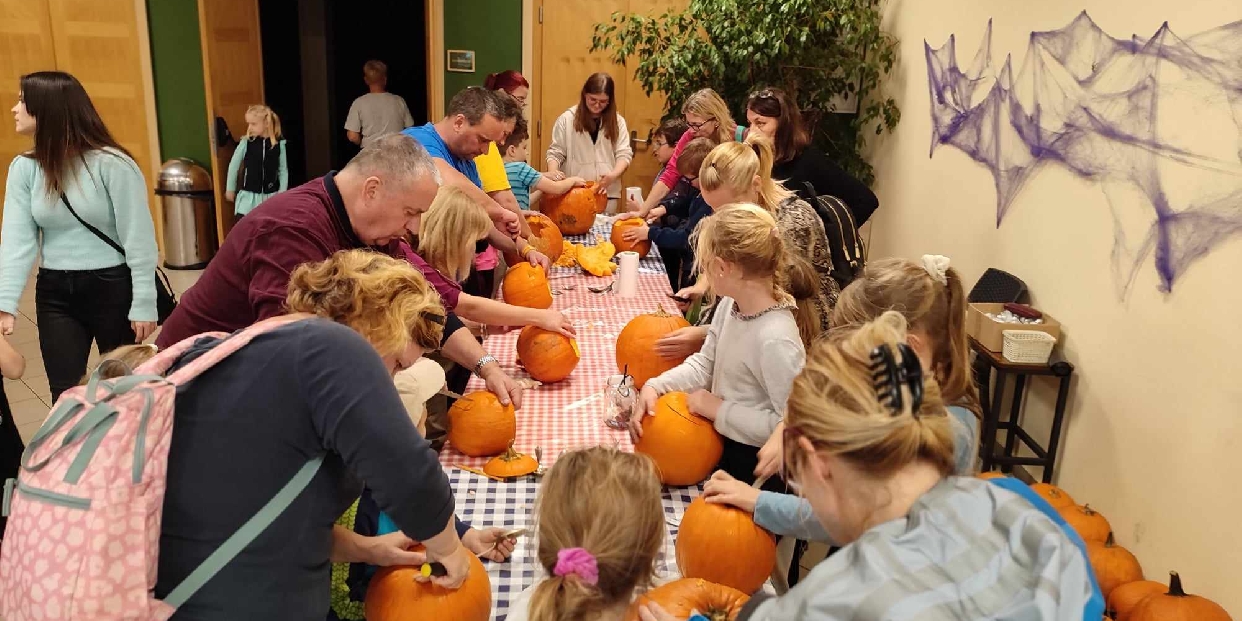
970, 337, 1074, 482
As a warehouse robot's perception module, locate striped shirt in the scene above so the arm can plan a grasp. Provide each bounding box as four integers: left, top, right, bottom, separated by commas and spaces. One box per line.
504, 161, 542, 210
740, 477, 1101, 621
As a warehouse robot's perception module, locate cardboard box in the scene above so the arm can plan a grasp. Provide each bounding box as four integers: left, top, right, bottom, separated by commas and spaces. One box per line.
967, 303, 1061, 352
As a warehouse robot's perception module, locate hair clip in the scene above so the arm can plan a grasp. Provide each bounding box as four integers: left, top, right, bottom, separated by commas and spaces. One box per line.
421, 311, 446, 325
868, 343, 924, 416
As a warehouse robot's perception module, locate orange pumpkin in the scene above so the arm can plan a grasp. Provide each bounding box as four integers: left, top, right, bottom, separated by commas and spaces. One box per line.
1108, 580, 1166, 621
616, 305, 692, 388
625, 578, 749, 621
1030, 482, 1075, 509
676, 496, 777, 594
365, 549, 492, 621
634, 392, 723, 486
516, 326, 580, 383
502, 263, 553, 309
1087, 532, 1144, 599
483, 442, 539, 479
976, 471, 1006, 480
447, 391, 517, 457
504, 212, 564, 265
1059, 504, 1112, 543
1128, 572, 1233, 621
611, 217, 651, 258
543, 182, 606, 235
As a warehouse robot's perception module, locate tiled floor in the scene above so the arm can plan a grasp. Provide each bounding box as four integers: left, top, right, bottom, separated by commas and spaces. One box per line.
7, 267, 202, 444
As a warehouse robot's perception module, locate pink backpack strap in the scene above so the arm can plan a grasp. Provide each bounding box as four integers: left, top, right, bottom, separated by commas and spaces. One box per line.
150, 314, 313, 386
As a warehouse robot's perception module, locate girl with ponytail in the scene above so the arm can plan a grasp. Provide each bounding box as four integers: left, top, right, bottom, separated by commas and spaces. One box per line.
631, 205, 815, 491
505, 447, 665, 621
667, 134, 837, 361
652, 313, 1100, 621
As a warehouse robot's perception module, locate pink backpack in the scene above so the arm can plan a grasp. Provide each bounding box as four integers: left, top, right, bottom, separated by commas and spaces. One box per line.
0, 316, 322, 620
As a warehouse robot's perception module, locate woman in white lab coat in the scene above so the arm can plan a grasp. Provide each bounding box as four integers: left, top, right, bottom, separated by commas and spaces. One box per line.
546, 72, 632, 211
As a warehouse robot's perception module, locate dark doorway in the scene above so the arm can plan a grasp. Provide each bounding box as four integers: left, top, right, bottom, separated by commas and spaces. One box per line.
258, 0, 428, 182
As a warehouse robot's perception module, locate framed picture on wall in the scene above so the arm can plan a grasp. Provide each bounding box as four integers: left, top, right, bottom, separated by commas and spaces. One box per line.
447, 50, 475, 73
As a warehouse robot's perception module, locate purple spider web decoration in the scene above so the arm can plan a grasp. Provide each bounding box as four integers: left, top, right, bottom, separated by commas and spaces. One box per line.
926, 12, 1242, 297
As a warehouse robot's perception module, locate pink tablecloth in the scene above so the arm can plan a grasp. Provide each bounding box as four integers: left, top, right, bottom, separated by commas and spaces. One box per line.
439, 223, 677, 469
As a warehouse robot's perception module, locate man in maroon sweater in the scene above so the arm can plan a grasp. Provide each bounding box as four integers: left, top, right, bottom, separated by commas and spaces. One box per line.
157, 134, 526, 406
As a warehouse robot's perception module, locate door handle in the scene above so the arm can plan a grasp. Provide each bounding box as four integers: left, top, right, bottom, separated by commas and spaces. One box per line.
630, 129, 652, 150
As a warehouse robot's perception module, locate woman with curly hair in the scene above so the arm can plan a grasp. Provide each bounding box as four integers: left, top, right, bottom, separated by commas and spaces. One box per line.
151, 249, 476, 620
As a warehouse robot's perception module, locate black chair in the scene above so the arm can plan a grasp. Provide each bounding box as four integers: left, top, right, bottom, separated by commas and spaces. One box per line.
968, 268, 1028, 304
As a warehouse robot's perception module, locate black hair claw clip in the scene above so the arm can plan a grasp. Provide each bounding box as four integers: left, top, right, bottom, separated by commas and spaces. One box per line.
868, 343, 925, 416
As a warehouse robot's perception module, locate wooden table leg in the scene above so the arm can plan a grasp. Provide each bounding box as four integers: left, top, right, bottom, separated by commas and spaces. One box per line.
1042, 374, 1073, 483
1002, 374, 1027, 472
981, 369, 1007, 472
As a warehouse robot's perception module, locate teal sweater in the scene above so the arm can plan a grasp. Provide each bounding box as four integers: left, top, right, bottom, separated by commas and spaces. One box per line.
0, 149, 158, 321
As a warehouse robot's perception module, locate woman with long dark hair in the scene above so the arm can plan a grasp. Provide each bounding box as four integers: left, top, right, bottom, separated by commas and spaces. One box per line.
746, 88, 879, 224
0, 71, 159, 402
546, 72, 632, 211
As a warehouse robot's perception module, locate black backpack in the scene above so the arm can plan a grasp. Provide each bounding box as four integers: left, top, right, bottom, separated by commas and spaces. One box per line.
802, 182, 866, 290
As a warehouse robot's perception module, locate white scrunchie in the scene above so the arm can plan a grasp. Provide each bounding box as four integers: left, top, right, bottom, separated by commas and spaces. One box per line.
921, 254, 951, 285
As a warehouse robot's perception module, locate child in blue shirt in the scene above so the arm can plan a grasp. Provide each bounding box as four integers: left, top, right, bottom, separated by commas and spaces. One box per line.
501, 117, 584, 210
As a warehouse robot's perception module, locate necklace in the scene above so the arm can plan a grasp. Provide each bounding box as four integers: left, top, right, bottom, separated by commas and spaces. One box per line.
731, 299, 796, 321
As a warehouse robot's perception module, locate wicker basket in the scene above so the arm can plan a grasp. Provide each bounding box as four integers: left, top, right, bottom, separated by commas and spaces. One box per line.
1002, 330, 1056, 364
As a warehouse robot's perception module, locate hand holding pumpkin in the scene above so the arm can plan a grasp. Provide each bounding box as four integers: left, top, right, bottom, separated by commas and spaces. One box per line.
655, 326, 708, 361
462, 527, 517, 562
535, 309, 576, 337
636, 601, 679, 621
703, 471, 760, 514
481, 364, 525, 409
621, 223, 650, 243
524, 247, 551, 272
645, 206, 666, 224
687, 389, 723, 421
628, 385, 661, 441
595, 173, 618, 194
568, 176, 587, 187
361, 531, 428, 568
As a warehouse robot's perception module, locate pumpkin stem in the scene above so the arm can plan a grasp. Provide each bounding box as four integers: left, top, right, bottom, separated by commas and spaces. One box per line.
1105, 531, 1117, 547
653, 303, 671, 316
1082, 504, 1096, 515
499, 442, 522, 462
1167, 571, 1187, 597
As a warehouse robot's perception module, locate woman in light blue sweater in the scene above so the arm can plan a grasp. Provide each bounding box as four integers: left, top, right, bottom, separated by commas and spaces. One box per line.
1, 71, 158, 402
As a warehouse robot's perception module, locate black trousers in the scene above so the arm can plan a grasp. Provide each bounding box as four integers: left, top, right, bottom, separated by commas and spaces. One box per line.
658, 247, 683, 291
0, 383, 24, 538
36, 266, 137, 402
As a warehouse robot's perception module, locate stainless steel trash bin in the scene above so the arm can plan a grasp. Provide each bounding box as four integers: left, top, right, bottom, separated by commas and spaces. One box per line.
156, 159, 217, 270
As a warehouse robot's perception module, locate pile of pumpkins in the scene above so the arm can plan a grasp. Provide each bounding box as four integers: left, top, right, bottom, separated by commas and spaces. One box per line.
976, 473, 1232, 621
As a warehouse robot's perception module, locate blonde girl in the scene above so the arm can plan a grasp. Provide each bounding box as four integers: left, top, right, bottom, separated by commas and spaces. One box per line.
631, 204, 817, 490
704, 256, 985, 540
226, 104, 289, 217
405, 186, 575, 337
82, 343, 158, 383
505, 447, 665, 621
665, 313, 1101, 621
632, 88, 742, 217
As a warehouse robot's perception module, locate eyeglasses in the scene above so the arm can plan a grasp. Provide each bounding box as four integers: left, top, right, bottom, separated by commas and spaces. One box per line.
686, 117, 716, 130
653, 139, 668, 148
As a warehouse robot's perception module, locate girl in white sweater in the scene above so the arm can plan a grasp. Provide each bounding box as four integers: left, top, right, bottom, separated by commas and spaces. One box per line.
545, 73, 633, 211
629, 204, 820, 490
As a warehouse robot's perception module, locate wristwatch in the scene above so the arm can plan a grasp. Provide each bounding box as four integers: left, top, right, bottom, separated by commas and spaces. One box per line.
473, 354, 499, 376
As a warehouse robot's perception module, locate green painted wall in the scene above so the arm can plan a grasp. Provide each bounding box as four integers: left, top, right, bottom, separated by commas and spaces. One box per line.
146, 0, 212, 171
442, 0, 523, 111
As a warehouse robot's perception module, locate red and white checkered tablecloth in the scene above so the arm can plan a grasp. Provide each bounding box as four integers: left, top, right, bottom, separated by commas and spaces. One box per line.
439, 218, 678, 469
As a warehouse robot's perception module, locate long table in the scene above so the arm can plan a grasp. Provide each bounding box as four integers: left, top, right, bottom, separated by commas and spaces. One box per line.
438, 218, 702, 620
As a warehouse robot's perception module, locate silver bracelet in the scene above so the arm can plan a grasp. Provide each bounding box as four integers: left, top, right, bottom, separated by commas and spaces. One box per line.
473, 354, 498, 376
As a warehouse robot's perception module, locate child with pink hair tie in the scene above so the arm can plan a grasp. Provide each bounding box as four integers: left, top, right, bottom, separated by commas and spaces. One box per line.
503, 447, 666, 621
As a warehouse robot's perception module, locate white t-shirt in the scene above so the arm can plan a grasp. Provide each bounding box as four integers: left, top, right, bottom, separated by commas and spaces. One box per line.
344, 92, 415, 148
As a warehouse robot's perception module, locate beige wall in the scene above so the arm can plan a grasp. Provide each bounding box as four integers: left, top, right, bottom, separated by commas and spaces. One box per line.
872, 0, 1242, 609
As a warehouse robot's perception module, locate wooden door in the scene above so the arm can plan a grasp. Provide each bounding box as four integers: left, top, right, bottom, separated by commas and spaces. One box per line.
533, 0, 686, 203
45, 0, 162, 237
0, 0, 57, 220
198, 0, 263, 242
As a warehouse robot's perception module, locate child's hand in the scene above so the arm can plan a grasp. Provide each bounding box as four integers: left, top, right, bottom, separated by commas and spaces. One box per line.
644, 206, 667, 223
568, 176, 587, 187
703, 471, 760, 513
637, 602, 680, 621
0, 312, 14, 336
655, 327, 706, 360
626, 196, 644, 213
687, 389, 722, 421
628, 385, 660, 441
462, 527, 517, 562
755, 421, 784, 480
546, 170, 566, 181
621, 224, 650, 243
225, 191, 237, 202
363, 532, 427, 567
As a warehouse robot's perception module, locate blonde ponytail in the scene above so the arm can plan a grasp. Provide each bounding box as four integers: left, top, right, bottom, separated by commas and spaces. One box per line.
246, 104, 282, 145
742, 133, 791, 211
418, 186, 492, 282
698, 136, 793, 212
785, 311, 957, 484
